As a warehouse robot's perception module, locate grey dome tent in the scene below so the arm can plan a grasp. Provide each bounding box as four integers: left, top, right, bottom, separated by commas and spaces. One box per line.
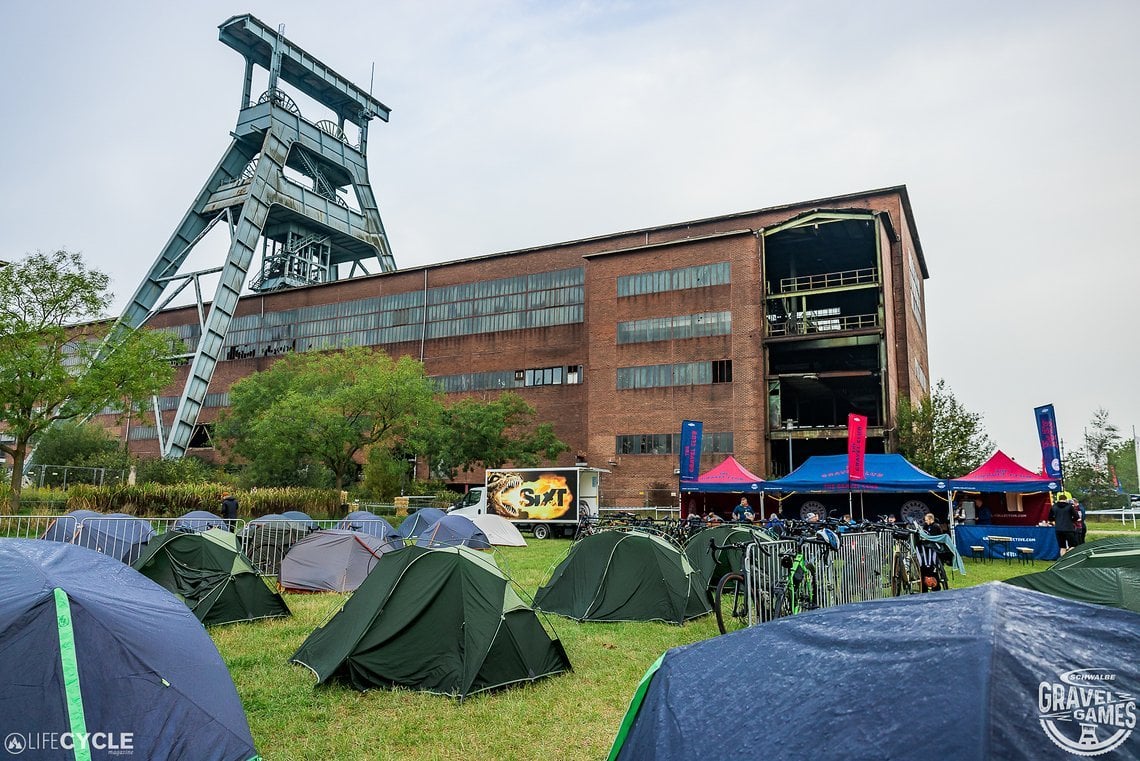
534, 530, 711, 624
175, 510, 228, 532
1005, 535, 1140, 613
290, 545, 571, 698
395, 507, 446, 539
337, 510, 397, 541
610, 583, 1140, 761
280, 510, 316, 527
133, 528, 291, 625
415, 514, 491, 550
0, 539, 260, 760
239, 515, 312, 575
42, 512, 156, 563
39, 510, 99, 542
280, 529, 401, 593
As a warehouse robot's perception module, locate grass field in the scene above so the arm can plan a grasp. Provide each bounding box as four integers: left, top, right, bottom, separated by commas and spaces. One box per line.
210, 524, 1139, 760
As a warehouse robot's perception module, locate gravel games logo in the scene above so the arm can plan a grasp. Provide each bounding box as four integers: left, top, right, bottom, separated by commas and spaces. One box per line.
1038, 668, 1136, 756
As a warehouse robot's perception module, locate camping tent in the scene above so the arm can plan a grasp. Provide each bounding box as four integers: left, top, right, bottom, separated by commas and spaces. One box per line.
684, 524, 775, 589
1004, 536, 1140, 613
174, 510, 229, 532
609, 583, 1140, 760
0, 539, 260, 760
133, 528, 291, 625
761, 454, 947, 493
469, 514, 528, 547
679, 456, 765, 493
336, 510, 397, 541
61, 513, 156, 563
415, 515, 492, 549
533, 530, 711, 624
949, 450, 1059, 525
280, 510, 317, 527
290, 545, 571, 698
39, 509, 99, 542
395, 507, 446, 539
280, 529, 400, 593
239, 515, 312, 575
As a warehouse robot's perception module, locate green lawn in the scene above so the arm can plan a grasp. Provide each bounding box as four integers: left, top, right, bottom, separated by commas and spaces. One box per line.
213, 531, 1135, 760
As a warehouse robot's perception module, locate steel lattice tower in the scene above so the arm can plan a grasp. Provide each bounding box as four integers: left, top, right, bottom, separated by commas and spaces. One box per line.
118, 14, 396, 458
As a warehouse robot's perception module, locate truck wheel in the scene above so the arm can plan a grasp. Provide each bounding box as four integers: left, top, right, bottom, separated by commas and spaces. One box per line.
533, 524, 551, 540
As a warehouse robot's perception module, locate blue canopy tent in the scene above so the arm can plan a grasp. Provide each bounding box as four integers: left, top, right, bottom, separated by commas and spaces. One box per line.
760, 454, 950, 521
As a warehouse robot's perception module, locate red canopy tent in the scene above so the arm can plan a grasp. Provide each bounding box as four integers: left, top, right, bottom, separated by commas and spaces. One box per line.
679, 456, 766, 519
949, 450, 1060, 526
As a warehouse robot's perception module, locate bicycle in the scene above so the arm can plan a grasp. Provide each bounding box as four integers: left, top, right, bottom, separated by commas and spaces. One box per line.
708, 537, 770, 635
915, 536, 950, 593
888, 527, 922, 596
770, 530, 838, 618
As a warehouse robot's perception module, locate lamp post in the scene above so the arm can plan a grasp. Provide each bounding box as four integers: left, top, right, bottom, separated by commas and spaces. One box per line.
785, 418, 796, 474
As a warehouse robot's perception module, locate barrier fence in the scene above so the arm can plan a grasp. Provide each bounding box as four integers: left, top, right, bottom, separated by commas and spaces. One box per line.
742, 530, 895, 623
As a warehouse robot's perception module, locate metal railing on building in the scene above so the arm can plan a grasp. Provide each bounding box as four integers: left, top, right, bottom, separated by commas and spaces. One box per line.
768, 312, 879, 337
776, 267, 878, 294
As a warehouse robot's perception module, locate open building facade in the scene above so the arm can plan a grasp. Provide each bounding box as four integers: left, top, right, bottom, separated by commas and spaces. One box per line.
106, 185, 931, 506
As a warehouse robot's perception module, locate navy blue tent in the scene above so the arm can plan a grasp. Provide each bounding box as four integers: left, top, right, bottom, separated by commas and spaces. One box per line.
761, 454, 948, 493
610, 583, 1140, 760
45, 513, 156, 563
415, 515, 491, 550
336, 510, 398, 541
40, 510, 99, 543
396, 508, 446, 539
0, 539, 260, 760
174, 510, 228, 532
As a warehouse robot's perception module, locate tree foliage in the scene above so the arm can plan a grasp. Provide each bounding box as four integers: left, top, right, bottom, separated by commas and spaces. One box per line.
433, 391, 568, 475
1062, 408, 1128, 510
896, 379, 994, 477
0, 251, 176, 509
215, 348, 442, 491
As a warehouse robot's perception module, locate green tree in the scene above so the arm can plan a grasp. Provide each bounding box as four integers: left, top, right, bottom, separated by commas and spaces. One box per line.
29, 420, 122, 467
1108, 437, 1137, 494
1062, 408, 1126, 510
434, 391, 568, 475
896, 379, 994, 477
216, 347, 442, 491
0, 251, 176, 510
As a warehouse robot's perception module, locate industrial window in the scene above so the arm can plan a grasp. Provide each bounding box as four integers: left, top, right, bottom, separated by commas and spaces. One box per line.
614, 432, 733, 455
616, 361, 717, 390
617, 311, 732, 344
566, 365, 581, 384
525, 367, 564, 387
712, 360, 733, 384
617, 262, 730, 297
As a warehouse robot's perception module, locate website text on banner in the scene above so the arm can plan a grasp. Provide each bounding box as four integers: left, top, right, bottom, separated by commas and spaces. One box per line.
848, 413, 867, 481
679, 420, 703, 481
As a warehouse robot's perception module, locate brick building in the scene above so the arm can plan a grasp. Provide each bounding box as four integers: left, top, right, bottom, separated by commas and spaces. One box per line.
111, 185, 930, 507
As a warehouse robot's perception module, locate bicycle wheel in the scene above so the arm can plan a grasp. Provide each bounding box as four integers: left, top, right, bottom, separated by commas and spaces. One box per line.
714, 572, 749, 635
890, 553, 909, 596
773, 579, 794, 618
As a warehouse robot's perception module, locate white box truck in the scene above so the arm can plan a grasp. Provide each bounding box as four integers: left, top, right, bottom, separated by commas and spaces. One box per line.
448, 467, 605, 539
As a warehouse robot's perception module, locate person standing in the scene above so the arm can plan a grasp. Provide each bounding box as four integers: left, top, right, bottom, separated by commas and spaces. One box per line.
1072, 499, 1087, 545
1049, 498, 1079, 556
221, 492, 239, 531
732, 497, 754, 523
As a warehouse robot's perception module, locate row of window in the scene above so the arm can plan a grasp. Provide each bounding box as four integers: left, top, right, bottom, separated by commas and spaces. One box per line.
432, 365, 584, 394
617, 262, 730, 298
616, 360, 733, 390
616, 432, 734, 455
616, 311, 731, 345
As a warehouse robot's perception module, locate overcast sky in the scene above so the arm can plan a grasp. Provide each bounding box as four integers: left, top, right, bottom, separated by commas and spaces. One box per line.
2, 0, 1137, 471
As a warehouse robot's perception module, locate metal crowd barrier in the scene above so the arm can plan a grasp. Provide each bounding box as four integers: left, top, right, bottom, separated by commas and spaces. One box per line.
742, 530, 894, 623
0, 514, 247, 568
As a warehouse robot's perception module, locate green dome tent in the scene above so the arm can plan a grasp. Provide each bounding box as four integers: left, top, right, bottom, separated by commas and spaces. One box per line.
1004, 535, 1140, 613
534, 530, 712, 624
290, 546, 571, 698
684, 524, 775, 590
133, 528, 291, 626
